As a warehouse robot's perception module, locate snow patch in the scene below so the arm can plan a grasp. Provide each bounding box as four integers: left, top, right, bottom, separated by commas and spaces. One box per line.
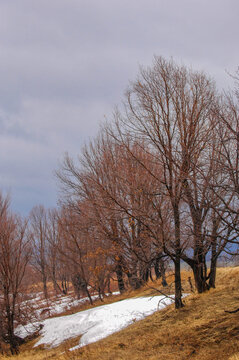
17, 295, 174, 350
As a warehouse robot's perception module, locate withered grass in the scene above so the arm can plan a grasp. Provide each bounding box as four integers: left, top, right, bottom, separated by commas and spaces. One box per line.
2, 266, 239, 360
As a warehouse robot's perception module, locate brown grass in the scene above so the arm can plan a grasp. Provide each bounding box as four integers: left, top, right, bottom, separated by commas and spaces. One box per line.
2, 266, 239, 360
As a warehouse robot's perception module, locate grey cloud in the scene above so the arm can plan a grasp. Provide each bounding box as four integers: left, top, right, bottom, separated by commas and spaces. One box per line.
0, 0, 238, 214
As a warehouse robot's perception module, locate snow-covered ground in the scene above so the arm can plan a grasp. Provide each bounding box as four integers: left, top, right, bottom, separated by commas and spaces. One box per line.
16, 295, 174, 351
21, 291, 119, 320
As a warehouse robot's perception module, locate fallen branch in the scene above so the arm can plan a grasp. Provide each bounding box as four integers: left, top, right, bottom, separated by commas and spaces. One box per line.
225, 308, 239, 313
148, 285, 174, 301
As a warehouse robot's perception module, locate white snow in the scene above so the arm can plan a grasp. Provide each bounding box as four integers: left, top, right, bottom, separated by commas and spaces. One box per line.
20, 291, 120, 321
16, 295, 174, 351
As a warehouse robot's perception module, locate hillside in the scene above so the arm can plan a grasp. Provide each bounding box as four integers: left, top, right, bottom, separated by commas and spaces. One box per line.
3, 266, 239, 360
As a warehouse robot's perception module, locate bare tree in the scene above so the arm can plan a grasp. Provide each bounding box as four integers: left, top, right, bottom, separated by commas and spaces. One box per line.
211, 70, 239, 255
0, 194, 31, 354
29, 205, 49, 299
57, 57, 236, 308
57, 206, 98, 304
58, 136, 169, 293
111, 56, 218, 305
45, 208, 60, 294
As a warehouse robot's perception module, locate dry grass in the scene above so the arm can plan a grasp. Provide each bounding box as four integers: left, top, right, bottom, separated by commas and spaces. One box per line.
3, 266, 239, 360
65, 266, 239, 360
229, 355, 239, 360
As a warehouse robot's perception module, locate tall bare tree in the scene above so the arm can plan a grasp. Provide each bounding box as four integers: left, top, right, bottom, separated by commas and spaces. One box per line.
29, 205, 49, 299
111, 56, 218, 305
212, 70, 239, 254
0, 194, 31, 354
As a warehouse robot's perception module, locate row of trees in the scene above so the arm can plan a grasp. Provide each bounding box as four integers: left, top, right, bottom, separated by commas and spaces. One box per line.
0, 200, 114, 354
0, 194, 167, 354
58, 57, 239, 308
1, 56, 239, 354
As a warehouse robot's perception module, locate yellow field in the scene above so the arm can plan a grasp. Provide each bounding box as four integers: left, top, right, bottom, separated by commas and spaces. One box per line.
2, 266, 239, 360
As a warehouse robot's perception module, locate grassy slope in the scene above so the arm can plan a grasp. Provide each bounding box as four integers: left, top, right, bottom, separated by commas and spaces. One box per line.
3, 267, 239, 360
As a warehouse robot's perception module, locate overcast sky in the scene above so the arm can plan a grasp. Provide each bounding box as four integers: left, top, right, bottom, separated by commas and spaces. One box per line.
0, 0, 238, 215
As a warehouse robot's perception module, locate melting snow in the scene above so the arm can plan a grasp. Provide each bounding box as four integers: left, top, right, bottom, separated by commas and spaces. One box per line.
16, 295, 174, 350
20, 291, 120, 320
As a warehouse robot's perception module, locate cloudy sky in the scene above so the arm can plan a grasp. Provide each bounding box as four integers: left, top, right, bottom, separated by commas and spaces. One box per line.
0, 0, 238, 215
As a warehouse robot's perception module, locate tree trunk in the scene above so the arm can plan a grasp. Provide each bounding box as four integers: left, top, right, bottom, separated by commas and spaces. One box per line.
51, 264, 60, 294
139, 263, 150, 283
209, 243, 217, 289
115, 261, 125, 293
173, 205, 183, 309
174, 256, 183, 309
42, 272, 48, 299
127, 271, 142, 290
7, 310, 19, 355
192, 263, 204, 293
85, 286, 93, 305
159, 258, 168, 287
192, 248, 209, 293
107, 275, 112, 294
61, 276, 68, 295
154, 254, 161, 279
209, 260, 217, 289
209, 223, 218, 289
154, 255, 168, 286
